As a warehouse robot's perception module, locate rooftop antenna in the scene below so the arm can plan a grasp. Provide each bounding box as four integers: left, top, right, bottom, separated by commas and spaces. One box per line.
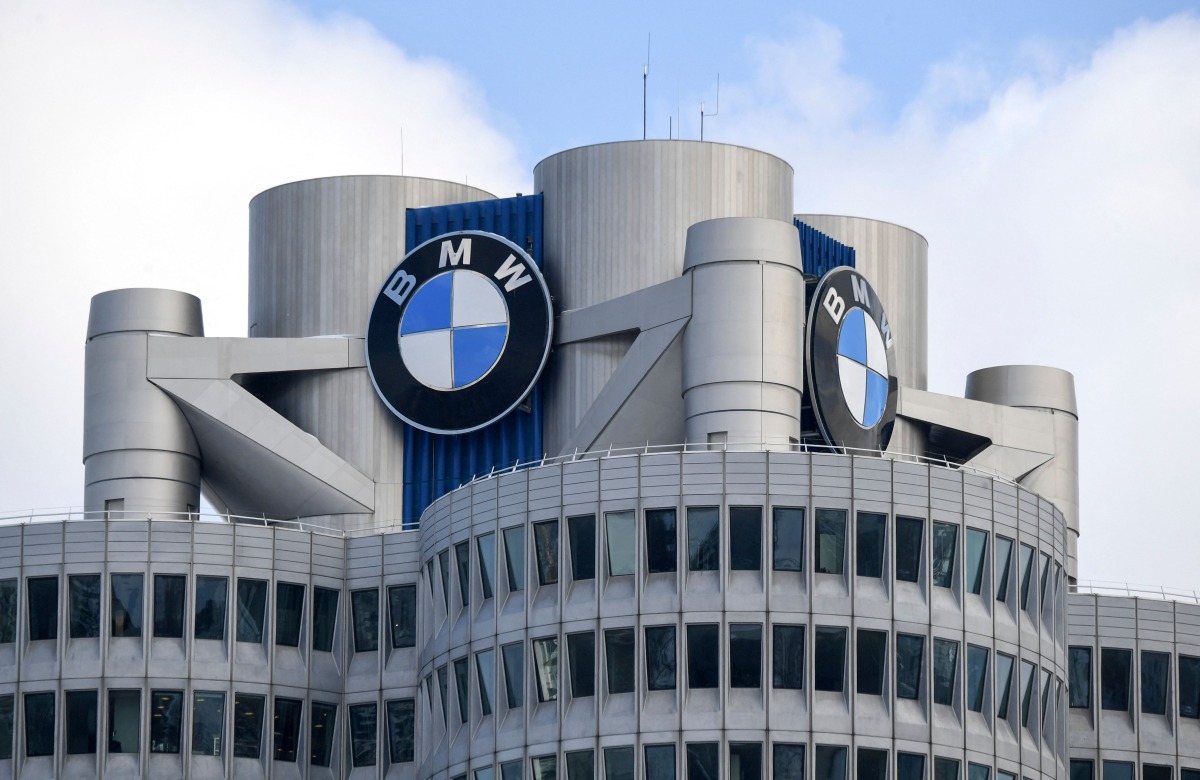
400, 127, 405, 176
643, 34, 650, 140
700, 73, 719, 141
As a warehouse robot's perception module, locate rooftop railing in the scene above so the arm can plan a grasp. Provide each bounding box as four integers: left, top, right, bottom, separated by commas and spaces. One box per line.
1070, 580, 1200, 605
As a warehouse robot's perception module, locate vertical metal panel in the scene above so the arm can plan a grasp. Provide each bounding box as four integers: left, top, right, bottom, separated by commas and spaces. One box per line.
795, 218, 856, 277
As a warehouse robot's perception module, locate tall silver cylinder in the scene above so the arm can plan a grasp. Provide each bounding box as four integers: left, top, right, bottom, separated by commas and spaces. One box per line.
966, 364, 1080, 579
84, 288, 204, 516
536, 141, 795, 453
682, 218, 805, 448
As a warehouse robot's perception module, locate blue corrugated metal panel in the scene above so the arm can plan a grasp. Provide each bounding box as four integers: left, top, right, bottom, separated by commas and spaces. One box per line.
402, 195, 545, 528
795, 219, 856, 276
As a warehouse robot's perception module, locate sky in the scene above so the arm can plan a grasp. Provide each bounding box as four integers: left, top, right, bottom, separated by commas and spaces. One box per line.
1, 0, 1198, 587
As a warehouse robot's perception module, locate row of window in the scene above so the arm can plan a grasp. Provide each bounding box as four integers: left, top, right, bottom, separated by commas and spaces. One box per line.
1073, 762, 1200, 780
0, 689, 414, 767
0, 575, 417, 653
429, 508, 1063, 615
1068, 646, 1200, 718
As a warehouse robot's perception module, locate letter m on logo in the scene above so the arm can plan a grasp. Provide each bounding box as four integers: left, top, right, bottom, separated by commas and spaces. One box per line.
439, 238, 472, 268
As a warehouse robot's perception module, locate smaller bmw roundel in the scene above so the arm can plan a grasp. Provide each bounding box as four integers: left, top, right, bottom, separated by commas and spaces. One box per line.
366, 231, 553, 435
806, 267, 898, 452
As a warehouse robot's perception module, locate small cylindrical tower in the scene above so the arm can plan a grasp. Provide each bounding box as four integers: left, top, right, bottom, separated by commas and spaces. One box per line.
681, 217, 806, 448
83, 288, 204, 516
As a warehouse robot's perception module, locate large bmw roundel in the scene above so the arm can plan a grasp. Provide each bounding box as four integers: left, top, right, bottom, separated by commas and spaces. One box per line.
366, 231, 553, 434
806, 267, 898, 452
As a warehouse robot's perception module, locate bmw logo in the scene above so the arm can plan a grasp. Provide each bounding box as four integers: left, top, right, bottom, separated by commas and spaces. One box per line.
366, 231, 553, 434
806, 267, 898, 452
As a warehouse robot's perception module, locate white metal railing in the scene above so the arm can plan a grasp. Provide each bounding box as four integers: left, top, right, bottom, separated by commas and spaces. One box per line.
0, 507, 353, 538
1070, 580, 1200, 605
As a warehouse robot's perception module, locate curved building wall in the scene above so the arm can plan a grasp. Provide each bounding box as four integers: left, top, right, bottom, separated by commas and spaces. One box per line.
246, 176, 497, 529
534, 142, 795, 455
415, 451, 1070, 780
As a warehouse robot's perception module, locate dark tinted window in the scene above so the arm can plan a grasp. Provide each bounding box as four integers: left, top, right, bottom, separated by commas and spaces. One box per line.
66, 689, 98, 755
454, 657, 469, 723
502, 641, 524, 707
687, 742, 719, 780
730, 623, 762, 688
1018, 543, 1034, 610
1020, 659, 1036, 726
995, 653, 1015, 719
69, 574, 101, 639
964, 529, 987, 596
1069, 647, 1092, 708
0, 580, 15, 644
1182, 771, 1200, 780
933, 638, 959, 705
858, 748, 889, 780
232, 693, 264, 758
645, 744, 676, 780
856, 512, 886, 578
646, 508, 677, 573
1103, 763, 1134, 780
502, 760, 523, 780
730, 742, 762, 780
311, 586, 338, 652
235, 578, 266, 643
895, 516, 923, 583
994, 536, 1014, 603
107, 690, 139, 755
774, 743, 805, 780
438, 550, 450, 607
815, 626, 847, 692
966, 644, 989, 712
646, 625, 677, 691
566, 749, 595, 780
272, 697, 301, 761
967, 764, 990, 780
194, 576, 227, 641
389, 584, 416, 648
153, 574, 186, 638
568, 515, 596, 580
687, 623, 719, 688
605, 628, 635, 694
386, 699, 415, 763
454, 541, 471, 606
533, 637, 558, 702
1181, 654, 1200, 718
857, 629, 887, 695
309, 701, 336, 767
815, 745, 847, 780
150, 689, 183, 754
899, 753, 926, 780
275, 582, 304, 647
191, 691, 224, 757
532, 755, 558, 780
567, 631, 595, 697
533, 520, 559, 586
1101, 647, 1132, 711
477, 532, 497, 598
28, 576, 59, 641
730, 506, 763, 571
815, 509, 846, 574
351, 588, 379, 652
773, 624, 805, 690
935, 758, 961, 780
931, 522, 957, 588
476, 649, 495, 715
1144, 766, 1173, 780
24, 691, 54, 757
897, 634, 925, 700
773, 507, 804, 572
1070, 763, 1094, 780
687, 507, 720, 571
349, 703, 377, 767
605, 746, 635, 780
1142, 651, 1170, 715
503, 526, 525, 590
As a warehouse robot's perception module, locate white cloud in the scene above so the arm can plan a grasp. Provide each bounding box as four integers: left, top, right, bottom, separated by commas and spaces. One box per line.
0, 0, 527, 513
721, 14, 1200, 585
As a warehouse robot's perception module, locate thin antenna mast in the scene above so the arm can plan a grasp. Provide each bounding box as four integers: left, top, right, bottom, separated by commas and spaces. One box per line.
400, 127, 405, 176
643, 34, 650, 140
700, 74, 720, 141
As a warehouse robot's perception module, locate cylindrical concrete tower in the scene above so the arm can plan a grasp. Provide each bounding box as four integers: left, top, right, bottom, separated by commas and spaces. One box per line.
83, 288, 204, 516
247, 176, 495, 528
681, 217, 805, 448
535, 141, 795, 454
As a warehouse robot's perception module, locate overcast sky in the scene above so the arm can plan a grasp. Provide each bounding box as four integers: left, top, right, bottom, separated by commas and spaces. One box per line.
2, 0, 1198, 588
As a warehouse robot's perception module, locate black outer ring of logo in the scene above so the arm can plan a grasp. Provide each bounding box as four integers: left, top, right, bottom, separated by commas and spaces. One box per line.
365, 231, 554, 435
805, 267, 898, 453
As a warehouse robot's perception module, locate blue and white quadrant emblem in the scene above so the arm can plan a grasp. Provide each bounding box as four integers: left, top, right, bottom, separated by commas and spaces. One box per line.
836, 307, 889, 428
399, 270, 509, 390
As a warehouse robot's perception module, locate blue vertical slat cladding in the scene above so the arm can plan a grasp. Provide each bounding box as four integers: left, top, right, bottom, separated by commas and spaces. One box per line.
795, 219, 856, 276
401, 195, 545, 528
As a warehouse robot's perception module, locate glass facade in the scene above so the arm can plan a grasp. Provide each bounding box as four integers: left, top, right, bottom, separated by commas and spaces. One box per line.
108, 690, 140, 755
478, 532, 497, 598
857, 629, 887, 695
932, 522, 957, 588
729, 506, 762, 571
686, 741, 719, 780
153, 574, 186, 638
774, 624, 805, 690
965, 528, 987, 596
150, 690, 183, 754
65, 689, 97, 755
534, 519, 559, 586
502, 641, 524, 707
774, 743, 805, 780
646, 625, 677, 691
645, 744, 676, 780
273, 697, 302, 762
349, 703, 377, 767
275, 582, 304, 647
386, 699, 415, 763
896, 516, 923, 583
730, 623, 762, 688
773, 507, 804, 572
533, 636, 559, 702
1142, 650, 1170, 715
69, 574, 100, 639
605, 745, 635, 780
194, 575, 227, 641
730, 742, 762, 780
310, 701, 336, 767
191, 690, 224, 757
1181, 654, 1200, 718
856, 511, 886, 578
28, 576, 58, 641
24, 691, 54, 758
815, 745, 847, 780
235, 578, 267, 643
389, 583, 416, 648
455, 541, 472, 606
815, 626, 847, 692
504, 526, 525, 591
351, 588, 379, 652
0, 579, 14, 644
477, 649, 496, 715
1070, 647, 1092, 708
687, 623, 719, 688
934, 638, 959, 705
232, 693, 264, 759
897, 633, 925, 700
967, 644, 989, 713
568, 631, 596, 697
312, 585, 338, 652
646, 508, 677, 573
815, 509, 846, 575
687, 507, 720, 572
568, 515, 596, 581
1101, 648, 1132, 711
605, 627, 635, 694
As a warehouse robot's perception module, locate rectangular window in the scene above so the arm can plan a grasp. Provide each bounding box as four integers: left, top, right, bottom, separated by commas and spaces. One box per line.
568, 515, 596, 581
309, 701, 336, 767
605, 745, 635, 780
24, 691, 54, 757
69, 574, 101, 639
773, 624, 805, 690
815, 745, 848, 780
1182, 771, 1200, 780
1180, 654, 1200, 717
897, 633, 925, 700
1069, 647, 1092, 708
502, 641, 524, 707
646, 508, 678, 573
191, 690, 224, 757
895, 516, 923, 583
533, 636, 559, 702
645, 744, 676, 780
235, 578, 266, 643
1101, 647, 1132, 711
967, 644, 989, 713
455, 541, 471, 606
730, 623, 763, 688
995, 652, 1015, 719
606, 511, 636, 576
273, 697, 301, 762
566, 749, 595, 780
108, 690, 140, 755
730, 506, 763, 571
815, 626, 847, 692
1041, 669, 1053, 726
351, 588, 379, 653
386, 699, 415, 763
1142, 650, 1170, 715
931, 523, 957, 588
454, 657, 470, 723
815, 508, 847, 574
150, 689, 183, 754
933, 638, 959, 705
994, 536, 1014, 603
194, 576, 227, 641
899, 753, 926, 780
232, 693, 264, 759
1103, 762, 1134, 780
1020, 659, 1036, 727
153, 574, 186, 638
0, 579, 15, 643
311, 586, 338, 652
437, 666, 449, 725
28, 576, 59, 641
935, 758, 961, 780
349, 703, 377, 767
730, 742, 762, 780
534, 520, 559, 586
856, 512, 886, 578
502, 760, 523, 780
1039, 553, 1052, 608
967, 764, 990, 780
532, 755, 558, 780
438, 550, 450, 608
477, 532, 497, 598
858, 748, 889, 780
503, 526, 525, 591
1018, 543, 1034, 610
476, 649, 496, 715
772, 507, 805, 572
857, 629, 887, 696
687, 623, 720, 688
605, 627, 635, 694
275, 582, 304, 647
1070, 762, 1094, 780
687, 742, 719, 780
687, 506, 720, 571
65, 689, 98, 755
1144, 766, 1173, 780
964, 528, 987, 596
567, 631, 596, 697
774, 743, 805, 780
388, 584, 416, 649
646, 625, 677, 691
